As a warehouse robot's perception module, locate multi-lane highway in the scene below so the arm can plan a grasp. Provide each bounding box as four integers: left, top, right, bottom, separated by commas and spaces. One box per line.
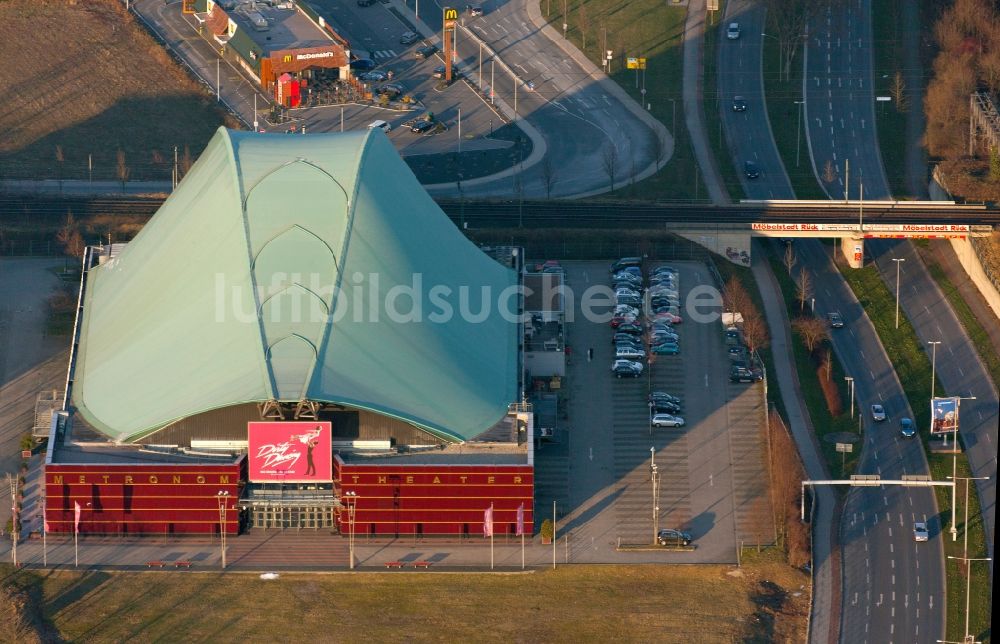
804, 0, 890, 201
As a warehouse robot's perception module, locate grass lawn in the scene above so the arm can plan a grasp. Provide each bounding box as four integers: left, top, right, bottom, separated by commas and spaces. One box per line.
539, 0, 705, 201
0, 1, 231, 183
761, 38, 827, 199
838, 262, 991, 642
766, 251, 858, 478
1, 562, 809, 642
870, 0, 910, 199
917, 249, 1000, 392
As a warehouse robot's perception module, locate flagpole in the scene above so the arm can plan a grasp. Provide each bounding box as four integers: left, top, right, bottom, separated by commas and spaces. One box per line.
552, 501, 556, 570
521, 530, 524, 570
42, 496, 47, 568
490, 503, 494, 570
74, 529, 78, 568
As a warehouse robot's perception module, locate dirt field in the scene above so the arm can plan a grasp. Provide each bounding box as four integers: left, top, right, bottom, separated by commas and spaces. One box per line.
1, 562, 809, 643
0, 0, 233, 183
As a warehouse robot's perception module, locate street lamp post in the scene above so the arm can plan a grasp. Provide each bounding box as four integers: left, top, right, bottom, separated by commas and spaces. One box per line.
650, 447, 660, 545
947, 555, 991, 644
794, 101, 805, 167
844, 376, 855, 418
217, 490, 230, 569
668, 98, 676, 135
892, 258, 905, 329
344, 491, 358, 569
928, 341, 941, 399
947, 396, 977, 540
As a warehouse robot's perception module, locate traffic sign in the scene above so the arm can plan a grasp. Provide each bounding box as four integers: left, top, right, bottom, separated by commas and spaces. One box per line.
638, 57, 647, 69
627, 57, 638, 69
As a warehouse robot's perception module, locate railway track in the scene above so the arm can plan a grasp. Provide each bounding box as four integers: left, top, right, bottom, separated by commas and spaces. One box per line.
0, 196, 997, 227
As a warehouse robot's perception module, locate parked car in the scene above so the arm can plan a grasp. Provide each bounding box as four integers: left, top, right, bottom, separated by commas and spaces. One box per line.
828, 311, 844, 328
357, 0, 375, 5
610, 257, 642, 273
900, 417, 916, 438
650, 391, 680, 403
410, 120, 435, 134
652, 414, 685, 427
468, 5, 484, 16
871, 404, 887, 422
913, 521, 928, 542
612, 332, 640, 345
399, 31, 420, 45
732, 96, 748, 112
432, 65, 448, 79
727, 22, 741, 39
616, 323, 644, 335
612, 360, 643, 378
358, 70, 389, 82
652, 401, 681, 414
415, 45, 437, 59
375, 84, 402, 98
350, 58, 377, 71
615, 346, 645, 360
744, 160, 760, 179
657, 528, 692, 546
651, 343, 680, 355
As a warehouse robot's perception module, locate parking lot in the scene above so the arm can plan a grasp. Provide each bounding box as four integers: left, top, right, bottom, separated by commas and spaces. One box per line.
533, 260, 773, 563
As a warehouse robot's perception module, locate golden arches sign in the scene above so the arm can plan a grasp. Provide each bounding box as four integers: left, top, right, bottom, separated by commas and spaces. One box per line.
443, 7, 458, 20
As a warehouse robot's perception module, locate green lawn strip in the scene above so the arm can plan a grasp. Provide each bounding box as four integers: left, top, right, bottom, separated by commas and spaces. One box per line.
713, 260, 785, 422
703, 0, 745, 200
839, 263, 991, 642
539, 0, 703, 201
870, 0, 909, 198
761, 34, 826, 199
0, 563, 810, 642
929, 451, 993, 643
766, 253, 858, 478
921, 257, 1000, 392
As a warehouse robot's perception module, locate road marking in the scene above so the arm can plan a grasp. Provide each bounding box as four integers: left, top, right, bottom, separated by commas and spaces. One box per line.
929, 595, 933, 609
892, 574, 895, 585
889, 542, 893, 552
589, 447, 593, 461
884, 495, 889, 506
870, 369, 875, 380
887, 526, 892, 537
709, 473, 714, 486
704, 374, 709, 387
958, 366, 965, 377
876, 593, 883, 607
891, 558, 895, 569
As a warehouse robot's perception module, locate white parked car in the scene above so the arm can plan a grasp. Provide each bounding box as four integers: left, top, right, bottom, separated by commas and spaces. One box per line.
651, 414, 685, 428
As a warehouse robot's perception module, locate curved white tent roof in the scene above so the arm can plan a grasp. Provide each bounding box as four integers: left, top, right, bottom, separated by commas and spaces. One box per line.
72, 128, 518, 443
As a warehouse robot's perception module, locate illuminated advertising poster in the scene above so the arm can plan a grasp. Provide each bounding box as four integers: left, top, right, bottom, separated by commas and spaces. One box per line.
248, 422, 332, 482
930, 397, 959, 435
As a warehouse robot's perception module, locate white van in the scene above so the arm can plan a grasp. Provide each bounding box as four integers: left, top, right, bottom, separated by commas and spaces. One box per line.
368, 120, 391, 133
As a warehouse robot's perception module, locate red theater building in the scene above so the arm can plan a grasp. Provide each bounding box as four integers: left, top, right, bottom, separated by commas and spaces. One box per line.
44, 127, 533, 539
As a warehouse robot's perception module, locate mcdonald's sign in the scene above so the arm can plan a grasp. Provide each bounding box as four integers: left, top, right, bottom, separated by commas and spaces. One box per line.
283, 55, 293, 63
443, 6, 458, 29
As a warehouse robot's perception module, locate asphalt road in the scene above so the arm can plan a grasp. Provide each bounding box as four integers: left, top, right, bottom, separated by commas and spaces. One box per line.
718, 2, 793, 199
714, 2, 946, 638
872, 240, 998, 570
804, 0, 890, 201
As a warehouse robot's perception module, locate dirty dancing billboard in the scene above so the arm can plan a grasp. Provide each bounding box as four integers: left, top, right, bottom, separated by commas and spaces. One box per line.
930, 397, 959, 435
248, 422, 332, 482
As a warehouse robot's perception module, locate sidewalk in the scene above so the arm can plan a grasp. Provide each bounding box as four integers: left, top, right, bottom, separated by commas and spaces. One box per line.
750, 239, 838, 644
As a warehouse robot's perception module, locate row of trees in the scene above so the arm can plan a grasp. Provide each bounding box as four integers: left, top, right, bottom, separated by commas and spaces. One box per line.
925, 0, 1000, 199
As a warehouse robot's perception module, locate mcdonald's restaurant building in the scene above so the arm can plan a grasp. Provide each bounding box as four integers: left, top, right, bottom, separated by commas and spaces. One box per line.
192, 0, 352, 104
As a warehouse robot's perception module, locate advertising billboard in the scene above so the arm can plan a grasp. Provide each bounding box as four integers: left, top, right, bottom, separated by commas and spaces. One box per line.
248, 422, 332, 482
930, 397, 959, 435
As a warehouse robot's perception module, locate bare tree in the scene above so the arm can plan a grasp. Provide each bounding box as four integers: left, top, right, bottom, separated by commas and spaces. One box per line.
651, 133, 667, 170
792, 316, 829, 354
180, 146, 194, 179
116, 149, 130, 192
796, 270, 812, 312
55, 145, 65, 192
822, 160, 837, 184
55, 212, 85, 258
783, 242, 797, 274
742, 308, 770, 355
891, 71, 908, 113
763, 0, 822, 82
541, 155, 557, 199
602, 142, 618, 191
578, 4, 590, 53
722, 276, 752, 317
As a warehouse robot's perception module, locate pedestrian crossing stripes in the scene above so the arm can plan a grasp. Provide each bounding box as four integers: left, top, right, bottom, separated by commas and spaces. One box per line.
372, 50, 397, 59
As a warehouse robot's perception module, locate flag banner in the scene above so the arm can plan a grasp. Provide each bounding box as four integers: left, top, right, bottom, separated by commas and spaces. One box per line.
483, 505, 494, 538
516, 503, 525, 536
44, 519, 50, 533
930, 397, 959, 435
74, 501, 81, 534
